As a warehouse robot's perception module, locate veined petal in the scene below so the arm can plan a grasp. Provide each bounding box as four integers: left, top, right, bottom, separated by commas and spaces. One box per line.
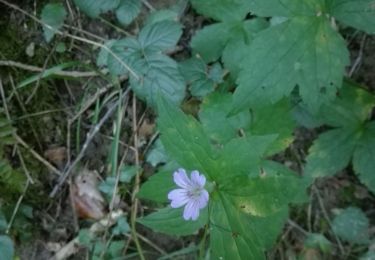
168, 189, 189, 208
173, 168, 192, 188
190, 170, 206, 187
183, 200, 200, 221
197, 189, 209, 209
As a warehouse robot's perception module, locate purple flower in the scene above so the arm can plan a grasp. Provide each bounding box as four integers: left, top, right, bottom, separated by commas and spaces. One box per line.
168, 168, 209, 221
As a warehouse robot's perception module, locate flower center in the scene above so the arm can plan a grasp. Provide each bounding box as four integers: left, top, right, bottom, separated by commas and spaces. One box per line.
187, 187, 202, 199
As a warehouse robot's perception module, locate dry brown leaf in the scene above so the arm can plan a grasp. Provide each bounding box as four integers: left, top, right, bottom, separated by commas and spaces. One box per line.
44, 147, 67, 168
71, 169, 106, 220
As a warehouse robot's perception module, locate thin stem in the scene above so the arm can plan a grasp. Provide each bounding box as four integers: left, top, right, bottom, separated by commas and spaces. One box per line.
130, 95, 145, 260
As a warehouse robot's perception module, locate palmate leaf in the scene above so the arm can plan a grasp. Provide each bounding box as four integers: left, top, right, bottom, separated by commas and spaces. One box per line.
305, 82, 375, 192
138, 97, 306, 258
73, 0, 120, 18
191, 19, 268, 64
98, 21, 185, 107
190, 0, 252, 22
232, 0, 375, 113
331, 0, 375, 34
232, 16, 349, 113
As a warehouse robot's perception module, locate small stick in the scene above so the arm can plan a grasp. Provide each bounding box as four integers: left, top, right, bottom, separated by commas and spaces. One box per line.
14, 134, 62, 176
0, 60, 99, 78
130, 95, 145, 260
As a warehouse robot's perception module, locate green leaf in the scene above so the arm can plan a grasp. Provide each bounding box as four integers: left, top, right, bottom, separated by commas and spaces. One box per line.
331, 0, 375, 34
216, 135, 277, 180
190, 0, 251, 22
232, 17, 349, 113
332, 207, 369, 244
179, 57, 223, 97
353, 122, 375, 193
105, 38, 141, 75
248, 0, 323, 17
41, 3, 66, 42
247, 99, 295, 155
360, 250, 375, 260
146, 139, 169, 167
138, 162, 177, 203
119, 165, 138, 183
112, 216, 130, 235
199, 92, 251, 144
304, 233, 332, 253
0, 235, 14, 260
157, 97, 217, 178
138, 207, 207, 235
138, 21, 182, 52
304, 128, 358, 178
190, 23, 230, 62
130, 53, 185, 108
115, 0, 141, 26
210, 194, 265, 259
315, 81, 375, 127
222, 174, 306, 216
145, 9, 179, 26
73, 0, 120, 17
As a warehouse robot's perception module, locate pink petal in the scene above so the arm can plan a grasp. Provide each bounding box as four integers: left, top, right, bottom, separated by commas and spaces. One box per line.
168, 189, 189, 208
197, 190, 209, 209
190, 170, 206, 187
183, 200, 200, 221
173, 168, 192, 189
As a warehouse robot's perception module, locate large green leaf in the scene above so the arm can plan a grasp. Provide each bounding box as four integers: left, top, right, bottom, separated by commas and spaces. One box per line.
331, 0, 375, 34
130, 53, 185, 107
157, 97, 217, 179
232, 17, 349, 113
353, 122, 375, 193
315, 81, 375, 127
191, 19, 268, 63
305, 127, 358, 178
199, 93, 250, 144
115, 0, 141, 26
190, 0, 251, 22
215, 136, 276, 180
221, 174, 306, 216
138, 207, 208, 236
41, 3, 67, 42
179, 57, 224, 97
138, 162, 177, 203
248, 0, 324, 17
73, 0, 120, 17
138, 21, 182, 52
190, 23, 231, 62
246, 99, 295, 155
0, 235, 14, 260
210, 195, 265, 259
332, 207, 369, 244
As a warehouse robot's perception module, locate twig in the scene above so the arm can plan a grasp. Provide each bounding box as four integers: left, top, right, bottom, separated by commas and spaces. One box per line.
287, 219, 308, 236
141, 0, 155, 11
312, 185, 345, 255
0, 60, 99, 77
130, 95, 145, 260
14, 134, 62, 176
0, 0, 140, 81
349, 34, 366, 77
6, 179, 30, 234
16, 148, 35, 184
